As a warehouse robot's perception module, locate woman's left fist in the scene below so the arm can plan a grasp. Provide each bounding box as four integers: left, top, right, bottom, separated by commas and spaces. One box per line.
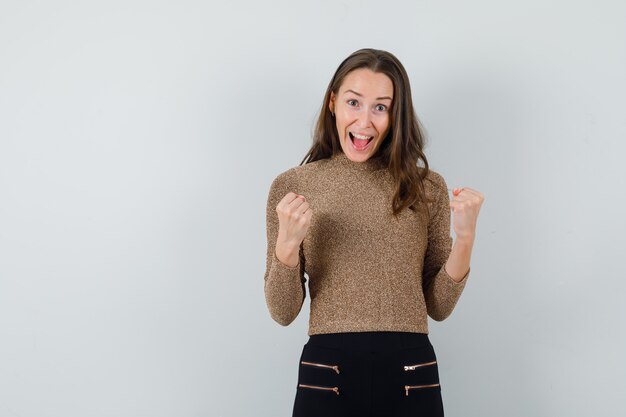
450, 187, 484, 241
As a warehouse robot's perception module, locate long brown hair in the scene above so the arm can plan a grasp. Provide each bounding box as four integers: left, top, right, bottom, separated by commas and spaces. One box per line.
299, 48, 436, 219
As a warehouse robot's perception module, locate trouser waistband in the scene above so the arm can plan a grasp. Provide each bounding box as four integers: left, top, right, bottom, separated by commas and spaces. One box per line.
306, 331, 431, 353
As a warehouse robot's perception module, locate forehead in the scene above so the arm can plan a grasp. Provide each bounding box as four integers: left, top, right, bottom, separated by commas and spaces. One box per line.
339, 68, 394, 99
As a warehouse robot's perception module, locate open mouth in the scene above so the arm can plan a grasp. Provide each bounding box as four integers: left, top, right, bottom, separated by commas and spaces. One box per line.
349, 132, 374, 151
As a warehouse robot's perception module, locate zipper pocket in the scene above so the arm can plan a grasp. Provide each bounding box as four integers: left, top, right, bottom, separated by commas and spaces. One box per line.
403, 360, 437, 371
299, 383, 340, 395
301, 360, 340, 374
404, 383, 440, 396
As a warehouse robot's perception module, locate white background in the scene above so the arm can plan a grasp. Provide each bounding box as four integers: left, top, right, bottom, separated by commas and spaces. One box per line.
1, 1, 625, 416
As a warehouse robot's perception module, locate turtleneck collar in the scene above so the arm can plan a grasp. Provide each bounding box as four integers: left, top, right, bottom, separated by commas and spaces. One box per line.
329, 151, 386, 171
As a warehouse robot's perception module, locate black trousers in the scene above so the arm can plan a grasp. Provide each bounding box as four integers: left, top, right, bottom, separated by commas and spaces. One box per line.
292, 331, 445, 417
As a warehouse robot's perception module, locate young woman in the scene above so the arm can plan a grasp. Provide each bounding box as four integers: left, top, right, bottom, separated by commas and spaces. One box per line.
263, 48, 484, 417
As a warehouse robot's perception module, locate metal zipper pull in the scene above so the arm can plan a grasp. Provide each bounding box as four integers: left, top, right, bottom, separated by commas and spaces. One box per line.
404, 383, 441, 396
299, 383, 340, 395
403, 360, 437, 371
301, 360, 340, 374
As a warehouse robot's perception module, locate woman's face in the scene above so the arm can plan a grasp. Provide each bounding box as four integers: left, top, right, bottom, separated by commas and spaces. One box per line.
329, 68, 394, 162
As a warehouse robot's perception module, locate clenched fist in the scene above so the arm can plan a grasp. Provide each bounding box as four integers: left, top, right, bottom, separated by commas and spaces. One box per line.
275, 192, 313, 267
450, 187, 484, 241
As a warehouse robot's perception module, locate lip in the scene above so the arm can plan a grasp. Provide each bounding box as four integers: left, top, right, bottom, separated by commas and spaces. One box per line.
349, 131, 374, 138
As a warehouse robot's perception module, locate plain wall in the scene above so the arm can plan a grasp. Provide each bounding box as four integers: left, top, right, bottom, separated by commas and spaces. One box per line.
1, 0, 624, 416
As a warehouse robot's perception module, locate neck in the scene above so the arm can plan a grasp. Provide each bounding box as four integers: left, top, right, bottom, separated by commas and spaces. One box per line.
330, 151, 385, 171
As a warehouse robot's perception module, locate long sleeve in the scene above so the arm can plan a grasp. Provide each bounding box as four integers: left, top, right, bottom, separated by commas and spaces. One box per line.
422, 171, 470, 321
263, 171, 307, 326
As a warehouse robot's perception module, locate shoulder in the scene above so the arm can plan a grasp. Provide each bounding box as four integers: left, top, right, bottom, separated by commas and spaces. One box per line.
270, 158, 328, 186
293, 158, 329, 176
266, 167, 296, 209
270, 160, 316, 189
419, 168, 450, 212
268, 167, 297, 197
422, 168, 448, 193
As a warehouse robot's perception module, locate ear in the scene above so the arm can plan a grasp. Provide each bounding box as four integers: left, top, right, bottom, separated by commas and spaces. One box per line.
329, 91, 335, 113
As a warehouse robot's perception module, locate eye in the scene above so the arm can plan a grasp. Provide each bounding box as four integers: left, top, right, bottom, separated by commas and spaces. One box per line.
347, 99, 358, 106
376, 104, 387, 112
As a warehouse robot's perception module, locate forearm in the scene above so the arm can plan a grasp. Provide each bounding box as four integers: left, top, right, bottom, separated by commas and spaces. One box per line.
275, 236, 301, 268
265, 238, 306, 326
444, 234, 474, 282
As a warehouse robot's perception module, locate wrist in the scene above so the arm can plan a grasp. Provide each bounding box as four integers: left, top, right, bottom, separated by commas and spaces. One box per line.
276, 236, 301, 252
455, 233, 475, 246
275, 238, 301, 268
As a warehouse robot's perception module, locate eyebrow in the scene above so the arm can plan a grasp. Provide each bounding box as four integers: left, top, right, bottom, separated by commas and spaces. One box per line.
343, 89, 392, 101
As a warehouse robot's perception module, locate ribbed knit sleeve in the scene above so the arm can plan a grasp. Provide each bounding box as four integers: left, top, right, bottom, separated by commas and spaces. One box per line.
263, 171, 307, 326
422, 171, 470, 321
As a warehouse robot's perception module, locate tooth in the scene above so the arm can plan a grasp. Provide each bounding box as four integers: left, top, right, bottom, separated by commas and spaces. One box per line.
352, 132, 372, 140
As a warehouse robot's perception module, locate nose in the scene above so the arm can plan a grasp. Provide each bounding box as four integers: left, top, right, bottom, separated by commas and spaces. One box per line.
356, 109, 372, 128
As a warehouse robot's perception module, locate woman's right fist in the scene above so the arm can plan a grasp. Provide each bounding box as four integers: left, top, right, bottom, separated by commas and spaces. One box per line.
276, 192, 313, 247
